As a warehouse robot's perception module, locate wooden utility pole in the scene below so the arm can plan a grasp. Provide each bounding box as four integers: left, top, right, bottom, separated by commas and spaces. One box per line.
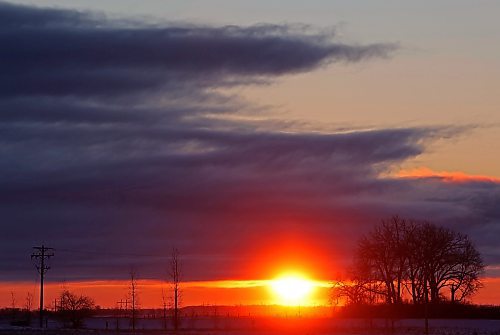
31, 245, 54, 328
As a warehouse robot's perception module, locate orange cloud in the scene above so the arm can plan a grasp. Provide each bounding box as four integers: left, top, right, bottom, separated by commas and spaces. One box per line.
396, 167, 500, 183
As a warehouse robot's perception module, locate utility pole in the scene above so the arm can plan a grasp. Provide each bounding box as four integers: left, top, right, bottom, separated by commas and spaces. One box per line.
31, 245, 54, 328
117, 299, 129, 313
116, 299, 129, 331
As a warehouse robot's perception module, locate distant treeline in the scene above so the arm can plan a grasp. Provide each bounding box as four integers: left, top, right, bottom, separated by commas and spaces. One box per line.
337, 303, 500, 319
2, 303, 500, 321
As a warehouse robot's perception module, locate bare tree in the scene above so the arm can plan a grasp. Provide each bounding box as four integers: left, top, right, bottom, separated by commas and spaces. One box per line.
129, 269, 139, 331
332, 263, 385, 306
23, 292, 34, 325
9, 291, 18, 323
332, 278, 380, 306
420, 224, 483, 303
449, 240, 484, 302
57, 290, 95, 328
354, 216, 410, 304
10, 291, 16, 309
402, 220, 426, 304
169, 248, 181, 331
25, 292, 33, 312
352, 216, 484, 305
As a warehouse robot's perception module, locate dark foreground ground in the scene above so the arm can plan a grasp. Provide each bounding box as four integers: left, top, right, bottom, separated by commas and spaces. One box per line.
1, 318, 500, 335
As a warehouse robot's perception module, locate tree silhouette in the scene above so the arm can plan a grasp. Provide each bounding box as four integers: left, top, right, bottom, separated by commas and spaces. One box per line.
354, 216, 410, 303
332, 271, 383, 306
416, 222, 483, 303
347, 216, 484, 305
169, 248, 181, 331
57, 290, 95, 329
129, 269, 139, 331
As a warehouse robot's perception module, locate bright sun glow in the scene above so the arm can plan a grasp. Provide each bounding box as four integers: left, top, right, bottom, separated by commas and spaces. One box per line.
270, 274, 315, 305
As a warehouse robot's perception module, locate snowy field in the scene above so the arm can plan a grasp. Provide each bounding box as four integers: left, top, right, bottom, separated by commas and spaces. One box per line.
1, 318, 500, 335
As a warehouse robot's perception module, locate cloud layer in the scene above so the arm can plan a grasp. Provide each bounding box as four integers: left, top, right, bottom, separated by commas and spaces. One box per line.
1, 1, 499, 283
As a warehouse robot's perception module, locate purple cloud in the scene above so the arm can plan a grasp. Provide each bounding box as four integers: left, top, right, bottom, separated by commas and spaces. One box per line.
0, 1, 499, 284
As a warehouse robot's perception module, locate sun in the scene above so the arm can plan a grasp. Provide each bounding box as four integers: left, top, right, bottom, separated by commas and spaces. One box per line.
270, 274, 315, 305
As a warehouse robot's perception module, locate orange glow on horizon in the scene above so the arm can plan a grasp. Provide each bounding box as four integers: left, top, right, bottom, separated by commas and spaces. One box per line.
0, 278, 331, 309
396, 167, 500, 183
2, 276, 500, 308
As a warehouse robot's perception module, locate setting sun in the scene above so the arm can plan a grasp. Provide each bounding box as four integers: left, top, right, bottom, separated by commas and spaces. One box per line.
270, 274, 315, 305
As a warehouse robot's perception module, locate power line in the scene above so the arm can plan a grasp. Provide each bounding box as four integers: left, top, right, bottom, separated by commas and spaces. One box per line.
31, 245, 54, 328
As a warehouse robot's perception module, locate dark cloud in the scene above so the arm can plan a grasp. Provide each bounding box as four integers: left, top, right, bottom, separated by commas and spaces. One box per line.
1, 1, 499, 284
0, 1, 395, 99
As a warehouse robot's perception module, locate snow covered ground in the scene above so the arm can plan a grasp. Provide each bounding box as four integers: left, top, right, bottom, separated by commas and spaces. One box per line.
1, 318, 500, 335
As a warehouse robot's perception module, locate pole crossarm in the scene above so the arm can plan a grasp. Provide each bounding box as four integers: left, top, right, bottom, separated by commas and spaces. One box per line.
31, 245, 54, 328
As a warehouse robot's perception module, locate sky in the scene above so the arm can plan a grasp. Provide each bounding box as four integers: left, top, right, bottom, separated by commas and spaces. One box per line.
1, 0, 500, 307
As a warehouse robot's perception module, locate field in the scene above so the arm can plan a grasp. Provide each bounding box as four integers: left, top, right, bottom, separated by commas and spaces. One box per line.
2, 318, 500, 335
